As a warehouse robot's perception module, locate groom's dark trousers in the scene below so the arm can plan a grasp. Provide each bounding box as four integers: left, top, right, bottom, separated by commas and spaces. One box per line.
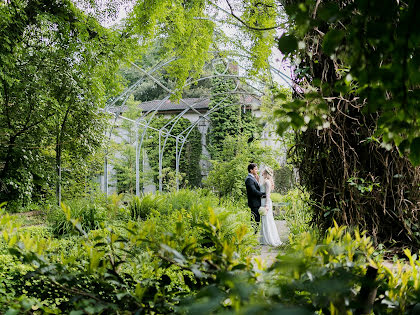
245, 174, 264, 226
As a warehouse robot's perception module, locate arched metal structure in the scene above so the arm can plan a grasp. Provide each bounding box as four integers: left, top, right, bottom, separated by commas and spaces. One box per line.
101, 54, 289, 195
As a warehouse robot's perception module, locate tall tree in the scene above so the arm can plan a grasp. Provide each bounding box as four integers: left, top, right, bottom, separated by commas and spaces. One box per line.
0, 0, 129, 208
273, 0, 420, 245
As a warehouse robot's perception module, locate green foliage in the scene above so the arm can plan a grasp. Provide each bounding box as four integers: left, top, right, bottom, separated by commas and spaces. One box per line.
275, 0, 420, 247
129, 189, 220, 221
119, 42, 213, 102
5, 195, 420, 313
128, 193, 166, 220
274, 188, 312, 236
113, 142, 138, 195
111, 96, 144, 194
128, 0, 214, 97
165, 188, 218, 213
105, 192, 130, 221
47, 201, 107, 236
176, 224, 420, 314
204, 135, 279, 201
277, 0, 420, 165
208, 64, 241, 156
207, 63, 262, 158
145, 115, 202, 188
0, 0, 131, 207
0, 189, 256, 313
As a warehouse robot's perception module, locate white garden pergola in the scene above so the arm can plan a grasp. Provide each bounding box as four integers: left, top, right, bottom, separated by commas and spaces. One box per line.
101, 55, 292, 195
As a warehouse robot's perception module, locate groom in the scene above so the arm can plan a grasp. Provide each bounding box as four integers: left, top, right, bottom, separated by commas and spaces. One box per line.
245, 163, 265, 226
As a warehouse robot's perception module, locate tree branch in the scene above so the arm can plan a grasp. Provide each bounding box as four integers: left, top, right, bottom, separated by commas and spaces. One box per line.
222, 0, 281, 31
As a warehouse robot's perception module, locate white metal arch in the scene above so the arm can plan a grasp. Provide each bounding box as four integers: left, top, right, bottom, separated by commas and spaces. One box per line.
102, 55, 279, 195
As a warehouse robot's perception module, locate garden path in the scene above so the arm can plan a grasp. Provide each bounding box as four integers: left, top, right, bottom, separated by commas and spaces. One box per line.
255, 220, 289, 268
255, 221, 403, 272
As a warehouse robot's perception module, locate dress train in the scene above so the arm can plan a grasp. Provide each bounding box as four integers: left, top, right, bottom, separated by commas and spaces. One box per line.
259, 180, 282, 246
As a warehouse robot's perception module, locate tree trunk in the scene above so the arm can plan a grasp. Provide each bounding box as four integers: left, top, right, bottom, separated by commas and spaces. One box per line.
0, 135, 16, 179
56, 137, 62, 206
55, 106, 71, 205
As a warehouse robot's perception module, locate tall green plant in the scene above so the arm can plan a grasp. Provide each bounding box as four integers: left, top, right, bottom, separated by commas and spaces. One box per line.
0, 0, 130, 208
204, 135, 279, 201
47, 201, 106, 236
207, 63, 262, 159
128, 193, 166, 220
111, 96, 144, 194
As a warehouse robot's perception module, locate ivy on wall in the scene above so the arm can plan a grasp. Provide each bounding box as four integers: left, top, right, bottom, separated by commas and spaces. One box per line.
207, 63, 262, 159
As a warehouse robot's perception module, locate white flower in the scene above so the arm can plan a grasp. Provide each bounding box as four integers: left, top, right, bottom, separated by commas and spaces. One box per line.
258, 207, 267, 216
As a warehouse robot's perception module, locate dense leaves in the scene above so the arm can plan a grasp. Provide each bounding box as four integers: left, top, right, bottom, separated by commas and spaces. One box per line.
0, 191, 257, 313
0, 0, 129, 209
273, 0, 420, 247
3, 198, 420, 314
145, 115, 202, 189
204, 135, 279, 201
207, 63, 262, 158
277, 0, 420, 164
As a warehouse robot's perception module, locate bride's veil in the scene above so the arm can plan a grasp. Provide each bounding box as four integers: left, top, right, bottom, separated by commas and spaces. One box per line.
259, 164, 267, 185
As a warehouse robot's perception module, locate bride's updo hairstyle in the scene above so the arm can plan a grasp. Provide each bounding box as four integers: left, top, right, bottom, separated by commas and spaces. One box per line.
263, 167, 275, 191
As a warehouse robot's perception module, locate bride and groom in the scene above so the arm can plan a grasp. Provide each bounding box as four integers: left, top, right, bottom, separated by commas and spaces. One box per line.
245, 163, 282, 247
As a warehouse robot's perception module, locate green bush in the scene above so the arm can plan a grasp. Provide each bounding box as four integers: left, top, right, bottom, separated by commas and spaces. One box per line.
47, 200, 107, 236
5, 192, 420, 314
274, 187, 312, 236
204, 135, 279, 201
165, 189, 218, 213
0, 189, 258, 313
270, 192, 282, 203
105, 192, 131, 221
128, 193, 166, 220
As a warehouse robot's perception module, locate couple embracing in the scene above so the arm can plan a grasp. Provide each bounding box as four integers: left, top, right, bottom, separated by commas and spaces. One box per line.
245, 163, 282, 247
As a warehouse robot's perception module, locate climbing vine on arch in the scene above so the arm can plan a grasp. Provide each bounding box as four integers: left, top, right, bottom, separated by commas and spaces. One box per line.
207, 63, 262, 159
144, 116, 202, 189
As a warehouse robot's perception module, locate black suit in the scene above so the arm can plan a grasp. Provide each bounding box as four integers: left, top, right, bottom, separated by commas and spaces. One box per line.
245, 174, 264, 224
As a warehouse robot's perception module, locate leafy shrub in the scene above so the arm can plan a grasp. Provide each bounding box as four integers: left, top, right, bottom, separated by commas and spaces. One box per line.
129, 193, 166, 220
47, 200, 107, 236
274, 187, 312, 236
6, 192, 420, 314
176, 224, 420, 314
164, 189, 218, 214
20, 225, 51, 238
214, 203, 256, 252
0, 189, 258, 314
270, 192, 282, 203
204, 135, 279, 201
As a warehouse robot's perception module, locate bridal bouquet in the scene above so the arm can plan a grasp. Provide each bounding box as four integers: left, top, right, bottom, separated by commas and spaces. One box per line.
258, 206, 267, 216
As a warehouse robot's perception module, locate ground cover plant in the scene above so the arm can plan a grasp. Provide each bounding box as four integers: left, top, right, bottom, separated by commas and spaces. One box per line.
3, 196, 420, 314
0, 190, 257, 313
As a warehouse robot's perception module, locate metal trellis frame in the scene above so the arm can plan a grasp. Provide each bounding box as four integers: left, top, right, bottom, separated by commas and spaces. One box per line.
101, 53, 278, 195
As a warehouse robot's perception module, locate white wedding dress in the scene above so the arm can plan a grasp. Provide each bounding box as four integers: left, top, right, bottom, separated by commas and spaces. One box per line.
260, 180, 282, 246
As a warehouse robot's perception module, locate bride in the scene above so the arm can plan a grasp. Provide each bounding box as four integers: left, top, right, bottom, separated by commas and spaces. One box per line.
259, 167, 282, 246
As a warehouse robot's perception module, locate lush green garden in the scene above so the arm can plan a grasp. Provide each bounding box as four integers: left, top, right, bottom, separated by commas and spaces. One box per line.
3, 189, 420, 314
2, 0, 420, 314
